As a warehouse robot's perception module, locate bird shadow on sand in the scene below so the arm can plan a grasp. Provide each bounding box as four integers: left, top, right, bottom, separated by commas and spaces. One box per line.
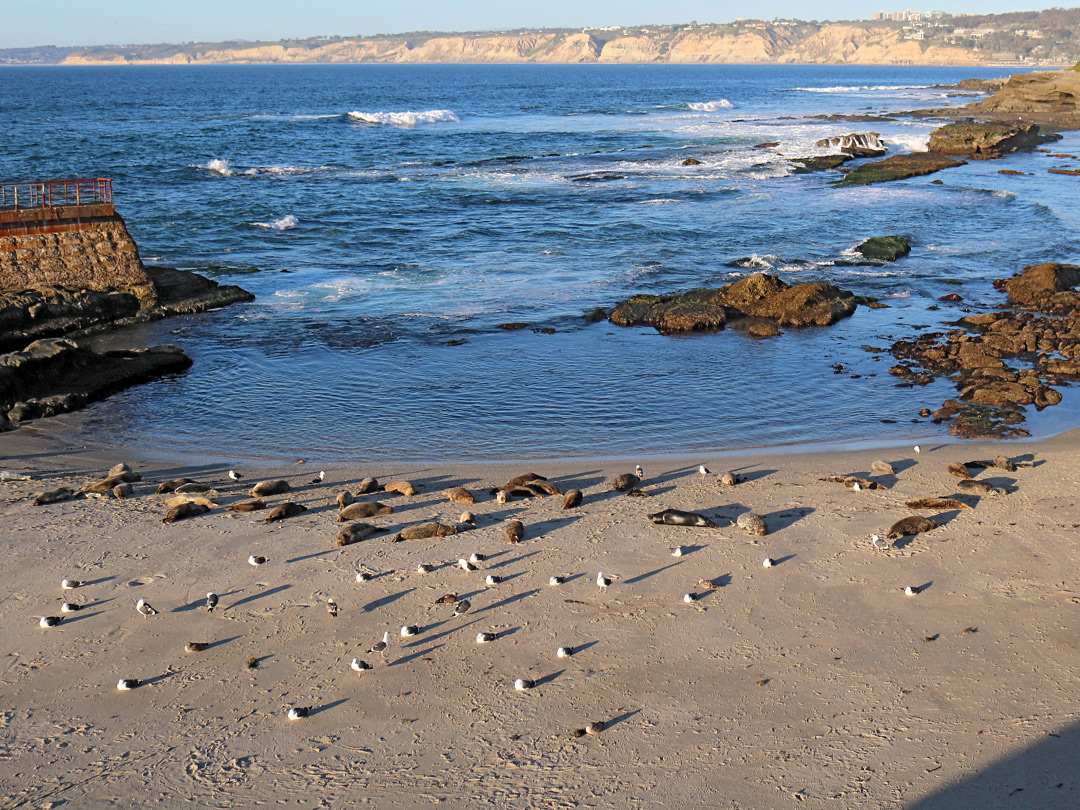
560, 572, 589, 585
623, 561, 683, 586
143, 672, 177, 687
477, 589, 541, 615
61, 610, 103, 625
604, 708, 642, 729
205, 635, 243, 650
310, 698, 349, 717
728, 467, 778, 482
83, 597, 118, 609
773, 554, 797, 566
175, 590, 241, 613
390, 644, 444, 667
917, 580, 934, 593
527, 515, 584, 536
285, 548, 338, 564
491, 571, 528, 585
82, 576, 116, 587
404, 618, 480, 648
535, 670, 565, 687
489, 550, 543, 570
760, 507, 815, 532
363, 588, 415, 613
228, 584, 292, 610
572, 640, 600, 654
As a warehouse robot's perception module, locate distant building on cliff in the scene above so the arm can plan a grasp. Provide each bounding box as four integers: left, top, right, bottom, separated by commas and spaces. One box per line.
874, 10, 946, 22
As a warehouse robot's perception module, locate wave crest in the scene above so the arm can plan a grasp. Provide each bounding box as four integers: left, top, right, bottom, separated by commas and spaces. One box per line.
252, 214, 298, 231
687, 99, 734, 111
346, 109, 459, 127
792, 85, 932, 93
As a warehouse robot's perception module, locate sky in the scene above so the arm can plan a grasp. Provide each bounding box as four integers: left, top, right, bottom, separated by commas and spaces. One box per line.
1, 1, 1067, 49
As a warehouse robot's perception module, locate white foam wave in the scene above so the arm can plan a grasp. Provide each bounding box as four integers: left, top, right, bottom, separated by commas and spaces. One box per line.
991, 189, 1017, 199
205, 158, 234, 176
252, 214, 298, 231
346, 109, 459, 127
793, 85, 933, 93
882, 133, 929, 153
688, 100, 734, 111
640, 198, 681, 205
734, 254, 778, 270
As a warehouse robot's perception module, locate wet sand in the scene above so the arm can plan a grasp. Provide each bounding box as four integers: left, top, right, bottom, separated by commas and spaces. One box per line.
0, 427, 1077, 809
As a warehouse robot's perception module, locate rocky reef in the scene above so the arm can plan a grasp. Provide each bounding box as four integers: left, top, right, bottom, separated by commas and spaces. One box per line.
607, 272, 859, 335
889, 263, 1080, 438
962, 67, 1080, 128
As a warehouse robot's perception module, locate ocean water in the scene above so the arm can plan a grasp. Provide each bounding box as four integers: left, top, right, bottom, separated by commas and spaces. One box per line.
2, 64, 1079, 462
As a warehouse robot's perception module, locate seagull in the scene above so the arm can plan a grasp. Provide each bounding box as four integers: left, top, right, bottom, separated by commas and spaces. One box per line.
61, 579, 81, 590
39, 616, 63, 628
355, 571, 371, 583
914, 445, 921, 455
852, 481, 862, 491
549, 575, 565, 586
248, 555, 268, 567
585, 721, 605, 735
60, 603, 81, 613
287, 706, 309, 720
635, 464, 644, 479
400, 625, 419, 637
671, 547, 684, 557
327, 599, 338, 618
476, 631, 498, 643
368, 631, 390, 656
557, 646, 573, 658
697, 577, 718, 591
762, 557, 776, 568
351, 658, 372, 673
459, 558, 478, 572
514, 678, 535, 691
683, 592, 696, 603
185, 642, 209, 653
871, 534, 891, 551
116, 678, 141, 691
468, 552, 485, 564
452, 599, 471, 617
698, 465, 711, 477
310, 471, 325, 485
135, 598, 158, 618
597, 572, 613, 591
416, 563, 433, 574
228, 469, 243, 481
205, 592, 218, 612
485, 574, 502, 585
905, 585, 921, 596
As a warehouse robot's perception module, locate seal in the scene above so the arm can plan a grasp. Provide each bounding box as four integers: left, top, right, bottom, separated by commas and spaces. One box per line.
505, 519, 525, 543
163, 502, 210, 523
612, 473, 640, 492
563, 489, 583, 509
957, 479, 1006, 495
227, 498, 265, 513
336, 491, 355, 509
905, 497, 971, 510
947, 462, 972, 480
736, 512, 768, 536
870, 460, 895, 476
384, 480, 417, 497
34, 487, 75, 506
264, 501, 308, 523
356, 477, 379, 494
156, 478, 194, 494
648, 509, 718, 528
249, 479, 291, 497
392, 522, 457, 542
338, 501, 393, 521
446, 487, 476, 505
886, 515, 937, 540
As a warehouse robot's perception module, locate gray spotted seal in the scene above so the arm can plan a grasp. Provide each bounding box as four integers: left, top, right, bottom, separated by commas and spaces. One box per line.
648, 509, 718, 528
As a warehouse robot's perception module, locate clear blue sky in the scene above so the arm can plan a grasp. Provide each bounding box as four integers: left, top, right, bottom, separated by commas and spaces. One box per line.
1, 1, 1065, 49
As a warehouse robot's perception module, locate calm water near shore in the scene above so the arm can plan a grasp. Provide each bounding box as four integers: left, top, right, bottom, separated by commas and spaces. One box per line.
3, 64, 1080, 461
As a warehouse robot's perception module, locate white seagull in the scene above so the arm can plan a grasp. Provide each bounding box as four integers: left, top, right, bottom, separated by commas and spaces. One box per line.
458, 558, 478, 572
400, 625, 419, 637
635, 464, 644, 479
206, 592, 218, 612
468, 552, 485, 564
369, 631, 390, 656
476, 631, 497, 644
116, 678, 141, 691
452, 599, 471, 617
327, 599, 338, 618
549, 575, 565, 587
310, 471, 325, 484
871, 534, 891, 551
514, 678, 535, 691
852, 481, 862, 491
228, 469, 243, 481
485, 574, 502, 585
762, 558, 776, 568
61, 579, 81, 590
683, 592, 696, 603
416, 563, 433, 574
671, 547, 684, 557
60, 603, 81, 613
698, 465, 711, 477
248, 555, 268, 567
287, 706, 309, 720
355, 571, 371, 582
914, 445, 922, 455
39, 616, 63, 628
135, 598, 158, 618
596, 572, 613, 591
350, 658, 372, 673
557, 646, 573, 658
905, 585, 921, 596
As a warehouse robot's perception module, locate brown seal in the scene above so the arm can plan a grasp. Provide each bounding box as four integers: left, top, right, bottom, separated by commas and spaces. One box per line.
446, 487, 476, 505
264, 501, 308, 523
338, 501, 393, 521
384, 480, 417, 497
612, 473, 640, 492
336, 522, 380, 546
163, 502, 210, 523
228, 499, 266, 513
563, 489, 583, 509
886, 515, 937, 540
736, 512, 767, 536
356, 477, 379, 494
393, 522, 458, 542
250, 479, 291, 497
505, 520, 525, 543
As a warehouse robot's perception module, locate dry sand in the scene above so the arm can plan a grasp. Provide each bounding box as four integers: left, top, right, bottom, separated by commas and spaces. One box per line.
0, 428, 1077, 809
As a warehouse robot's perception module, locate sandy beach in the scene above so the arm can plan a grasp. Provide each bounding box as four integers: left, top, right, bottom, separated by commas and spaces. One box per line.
0, 426, 1076, 809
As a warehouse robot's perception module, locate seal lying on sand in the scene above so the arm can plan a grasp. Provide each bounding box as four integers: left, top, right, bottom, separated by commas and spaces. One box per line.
648, 509, 718, 528
886, 515, 937, 540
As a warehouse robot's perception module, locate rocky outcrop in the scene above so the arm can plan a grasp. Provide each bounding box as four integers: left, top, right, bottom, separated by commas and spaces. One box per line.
856, 236, 911, 261
608, 273, 857, 334
814, 133, 887, 158
0, 338, 192, 426
835, 153, 966, 187
965, 68, 1080, 127
927, 121, 1048, 158
889, 262, 1080, 438
145, 267, 255, 316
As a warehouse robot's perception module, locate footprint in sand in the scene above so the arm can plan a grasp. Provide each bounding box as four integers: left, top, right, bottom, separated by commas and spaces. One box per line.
127, 576, 156, 587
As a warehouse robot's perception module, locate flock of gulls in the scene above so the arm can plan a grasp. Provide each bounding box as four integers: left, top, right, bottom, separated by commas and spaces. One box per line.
27, 444, 1034, 726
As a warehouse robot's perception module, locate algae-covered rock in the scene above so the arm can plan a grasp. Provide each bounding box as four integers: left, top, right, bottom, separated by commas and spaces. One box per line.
856, 236, 911, 261
927, 121, 1045, 158
835, 153, 966, 187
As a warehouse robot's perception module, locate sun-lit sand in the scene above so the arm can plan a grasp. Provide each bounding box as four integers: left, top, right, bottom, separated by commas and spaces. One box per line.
1, 427, 1077, 809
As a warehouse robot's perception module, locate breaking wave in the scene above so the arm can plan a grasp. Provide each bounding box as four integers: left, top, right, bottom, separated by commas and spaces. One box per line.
687, 99, 734, 111
252, 214, 298, 231
204, 158, 234, 176
346, 109, 460, 127
792, 84, 933, 93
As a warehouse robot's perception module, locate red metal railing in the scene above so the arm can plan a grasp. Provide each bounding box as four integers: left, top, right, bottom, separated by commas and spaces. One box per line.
0, 178, 112, 212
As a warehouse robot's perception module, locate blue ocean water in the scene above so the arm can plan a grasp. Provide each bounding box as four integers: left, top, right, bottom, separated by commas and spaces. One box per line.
2, 64, 1079, 461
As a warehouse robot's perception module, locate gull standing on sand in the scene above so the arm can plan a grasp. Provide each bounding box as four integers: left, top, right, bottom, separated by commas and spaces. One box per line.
871, 534, 891, 551
459, 558, 478, 572
327, 598, 338, 618
351, 658, 372, 673
135, 598, 158, 618
39, 616, 63, 628
914, 445, 921, 455
248, 555, 268, 567
228, 470, 243, 481
205, 592, 218, 612
699, 465, 711, 477
597, 572, 613, 591
310, 471, 325, 484
369, 631, 390, 657
635, 464, 644, 479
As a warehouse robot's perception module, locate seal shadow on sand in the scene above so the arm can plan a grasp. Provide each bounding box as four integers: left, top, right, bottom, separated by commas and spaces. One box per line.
362, 588, 415, 613
759, 507, 815, 532
728, 467, 778, 482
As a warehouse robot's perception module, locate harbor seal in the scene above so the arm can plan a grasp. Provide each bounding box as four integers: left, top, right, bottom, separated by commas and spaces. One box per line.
336, 491, 354, 509
393, 522, 457, 542
736, 512, 768, 536
612, 473, 640, 492
648, 509, 718, 528
34, 487, 76, 506
108, 462, 132, 477
563, 489, 583, 509
870, 460, 895, 476
356, 477, 379, 494
174, 482, 213, 494
524, 479, 561, 497
947, 462, 972, 480
338, 501, 393, 521
336, 522, 381, 546
957, 479, 1006, 495
505, 473, 547, 488
905, 497, 971, 510
163, 502, 210, 523
446, 487, 476, 505
264, 501, 307, 523
227, 499, 265, 513
993, 454, 1016, 472
886, 515, 937, 540
113, 483, 133, 499
384, 480, 417, 497
505, 519, 525, 543
718, 472, 740, 486
250, 479, 290, 497
156, 478, 193, 494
